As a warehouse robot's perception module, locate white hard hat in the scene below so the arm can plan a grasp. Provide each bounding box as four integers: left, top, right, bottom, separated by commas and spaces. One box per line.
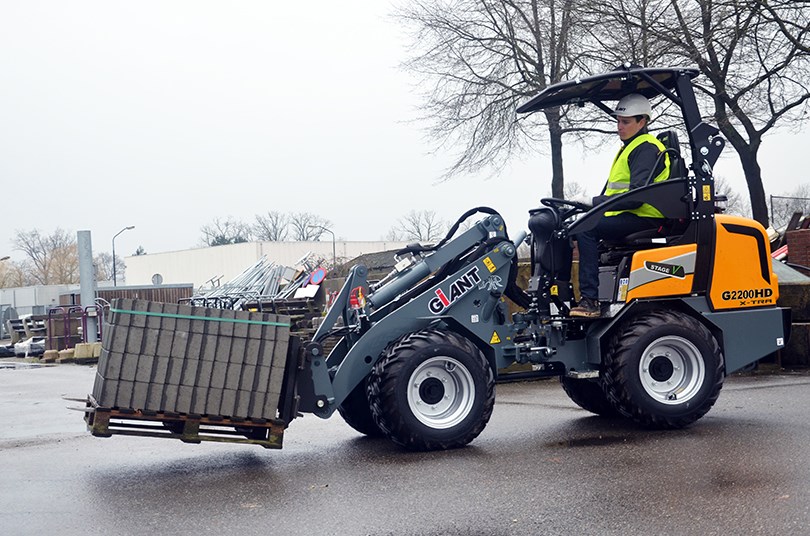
612, 93, 652, 118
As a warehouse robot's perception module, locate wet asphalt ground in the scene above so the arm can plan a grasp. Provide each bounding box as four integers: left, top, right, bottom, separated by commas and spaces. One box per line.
2, 362, 810, 536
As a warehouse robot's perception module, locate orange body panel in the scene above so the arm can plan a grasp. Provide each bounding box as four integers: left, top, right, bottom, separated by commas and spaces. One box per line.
626, 244, 697, 301
709, 214, 779, 310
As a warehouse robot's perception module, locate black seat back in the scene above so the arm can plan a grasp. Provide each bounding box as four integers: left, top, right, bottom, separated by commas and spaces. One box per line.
656, 129, 688, 180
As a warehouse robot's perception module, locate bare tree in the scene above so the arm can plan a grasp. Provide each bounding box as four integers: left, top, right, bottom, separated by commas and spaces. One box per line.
757, 0, 810, 53
253, 211, 289, 241
12, 228, 78, 285
288, 212, 333, 241
200, 217, 253, 246
94, 251, 115, 282
769, 183, 810, 230
714, 176, 750, 217
587, 0, 810, 227
562, 181, 589, 204
0, 261, 29, 288
391, 210, 449, 242
397, 0, 594, 198
385, 227, 404, 241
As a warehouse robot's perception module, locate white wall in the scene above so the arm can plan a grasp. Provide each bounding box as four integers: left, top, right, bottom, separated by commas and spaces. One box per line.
124, 240, 408, 290
0, 284, 78, 315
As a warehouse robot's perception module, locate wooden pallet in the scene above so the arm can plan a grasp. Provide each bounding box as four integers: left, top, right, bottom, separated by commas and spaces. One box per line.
84, 395, 285, 449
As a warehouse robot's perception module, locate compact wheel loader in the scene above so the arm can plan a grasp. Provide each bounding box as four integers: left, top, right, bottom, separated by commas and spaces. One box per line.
85, 65, 790, 452
299, 65, 790, 451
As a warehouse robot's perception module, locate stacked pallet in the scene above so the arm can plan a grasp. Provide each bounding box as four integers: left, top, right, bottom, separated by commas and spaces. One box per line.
92, 298, 291, 420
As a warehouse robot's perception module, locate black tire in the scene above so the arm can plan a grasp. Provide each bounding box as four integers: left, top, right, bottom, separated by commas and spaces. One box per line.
337, 378, 384, 437
559, 376, 619, 417
367, 329, 495, 451
602, 310, 724, 429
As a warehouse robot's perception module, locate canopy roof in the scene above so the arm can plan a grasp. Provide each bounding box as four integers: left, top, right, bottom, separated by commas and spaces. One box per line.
516, 66, 700, 114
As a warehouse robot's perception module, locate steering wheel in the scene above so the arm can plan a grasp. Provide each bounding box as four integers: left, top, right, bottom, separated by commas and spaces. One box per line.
540, 197, 592, 212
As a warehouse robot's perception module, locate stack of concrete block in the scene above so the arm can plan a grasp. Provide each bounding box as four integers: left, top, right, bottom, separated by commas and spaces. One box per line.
92, 298, 291, 420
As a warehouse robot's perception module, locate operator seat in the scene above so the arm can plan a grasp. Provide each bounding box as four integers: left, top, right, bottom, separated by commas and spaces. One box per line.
655, 129, 687, 180
598, 129, 690, 262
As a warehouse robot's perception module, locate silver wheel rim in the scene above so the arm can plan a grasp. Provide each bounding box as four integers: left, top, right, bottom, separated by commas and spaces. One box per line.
639, 335, 705, 405
407, 356, 475, 429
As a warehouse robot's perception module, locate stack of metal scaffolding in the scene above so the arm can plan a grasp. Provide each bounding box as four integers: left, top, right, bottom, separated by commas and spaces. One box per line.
185, 254, 321, 310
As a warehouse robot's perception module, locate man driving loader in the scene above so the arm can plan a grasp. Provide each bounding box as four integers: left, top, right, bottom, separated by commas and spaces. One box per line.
569, 93, 671, 318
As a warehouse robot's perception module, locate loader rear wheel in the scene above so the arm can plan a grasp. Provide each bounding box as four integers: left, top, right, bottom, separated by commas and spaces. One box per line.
602, 310, 724, 429
368, 329, 495, 451
337, 378, 384, 437
559, 376, 618, 417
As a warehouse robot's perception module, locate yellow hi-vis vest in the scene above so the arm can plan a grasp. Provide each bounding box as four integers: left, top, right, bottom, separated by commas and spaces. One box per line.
604, 133, 670, 218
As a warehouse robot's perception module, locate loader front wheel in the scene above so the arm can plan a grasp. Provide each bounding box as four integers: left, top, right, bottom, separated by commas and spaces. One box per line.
602, 310, 724, 429
559, 376, 618, 417
368, 329, 495, 451
337, 378, 384, 437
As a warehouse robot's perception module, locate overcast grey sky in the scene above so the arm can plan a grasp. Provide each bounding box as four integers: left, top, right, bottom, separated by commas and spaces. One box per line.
0, 1, 804, 262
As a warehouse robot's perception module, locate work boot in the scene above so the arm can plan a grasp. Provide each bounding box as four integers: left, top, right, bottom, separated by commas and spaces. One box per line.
570, 296, 600, 318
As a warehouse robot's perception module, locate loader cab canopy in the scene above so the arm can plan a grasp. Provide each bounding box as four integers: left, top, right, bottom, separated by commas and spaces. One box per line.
517, 64, 725, 233
516, 66, 699, 114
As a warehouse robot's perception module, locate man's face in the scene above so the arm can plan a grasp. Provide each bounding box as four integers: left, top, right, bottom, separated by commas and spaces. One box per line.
617, 115, 646, 141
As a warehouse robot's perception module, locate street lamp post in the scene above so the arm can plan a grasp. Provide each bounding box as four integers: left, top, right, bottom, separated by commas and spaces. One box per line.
112, 226, 135, 287
310, 226, 336, 267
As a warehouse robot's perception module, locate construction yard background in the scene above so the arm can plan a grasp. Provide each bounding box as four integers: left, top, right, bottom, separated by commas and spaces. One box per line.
3, 227, 810, 368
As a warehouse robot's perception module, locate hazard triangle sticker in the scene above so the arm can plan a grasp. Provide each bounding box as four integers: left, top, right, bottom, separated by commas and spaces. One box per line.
490, 332, 501, 344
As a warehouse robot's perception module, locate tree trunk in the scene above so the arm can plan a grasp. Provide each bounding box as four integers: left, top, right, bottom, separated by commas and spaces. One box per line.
717, 120, 768, 228
545, 108, 565, 198
737, 148, 769, 228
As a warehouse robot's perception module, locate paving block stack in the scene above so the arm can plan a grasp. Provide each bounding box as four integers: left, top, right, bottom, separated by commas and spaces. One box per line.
92, 298, 291, 420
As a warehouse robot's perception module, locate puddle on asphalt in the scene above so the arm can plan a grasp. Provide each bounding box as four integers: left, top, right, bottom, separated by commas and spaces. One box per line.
548, 435, 636, 448
0, 362, 55, 370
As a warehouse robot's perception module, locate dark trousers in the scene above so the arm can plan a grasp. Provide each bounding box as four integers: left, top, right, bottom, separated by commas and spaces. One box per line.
576, 213, 662, 299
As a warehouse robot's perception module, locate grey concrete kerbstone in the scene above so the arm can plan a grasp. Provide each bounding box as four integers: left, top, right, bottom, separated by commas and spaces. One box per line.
115, 380, 134, 408
235, 390, 252, 419
220, 388, 238, 417
186, 332, 204, 361
171, 331, 189, 357
120, 355, 139, 382
132, 381, 149, 409
153, 357, 170, 384
135, 355, 154, 383
125, 327, 144, 355
147, 382, 164, 409
196, 359, 214, 389
205, 389, 223, 416
161, 303, 179, 331
229, 337, 247, 370
180, 358, 200, 387
224, 361, 242, 391
163, 384, 179, 413
157, 330, 174, 357
166, 357, 185, 386
245, 337, 262, 366
190, 386, 209, 415
143, 328, 159, 357
210, 359, 227, 389
238, 364, 257, 392
215, 336, 232, 364
218, 309, 236, 337
175, 385, 193, 414
95, 377, 118, 407
146, 301, 164, 329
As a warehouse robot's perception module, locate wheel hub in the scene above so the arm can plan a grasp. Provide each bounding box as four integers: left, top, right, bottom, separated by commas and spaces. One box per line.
639, 336, 706, 405
648, 356, 674, 382
407, 356, 475, 429
418, 377, 445, 405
